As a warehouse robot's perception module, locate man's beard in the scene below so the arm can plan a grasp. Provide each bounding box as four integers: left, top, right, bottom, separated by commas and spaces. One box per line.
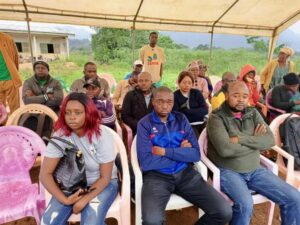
228, 104, 245, 113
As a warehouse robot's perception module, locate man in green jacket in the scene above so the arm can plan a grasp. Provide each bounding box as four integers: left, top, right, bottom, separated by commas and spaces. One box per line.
22, 61, 63, 113
207, 81, 300, 225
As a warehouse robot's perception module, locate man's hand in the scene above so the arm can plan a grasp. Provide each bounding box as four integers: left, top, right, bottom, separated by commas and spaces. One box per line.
73, 197, 89, 214
152, 146, 165, 156
180, 139, 192, 148
26, 90, 35, 96
229, 136, 239, 144
254, 124, 267, 136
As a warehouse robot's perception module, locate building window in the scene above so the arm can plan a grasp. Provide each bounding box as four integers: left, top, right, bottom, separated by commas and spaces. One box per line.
40, 43, 55, 53
15, 42, 29, 53
16, 42, 22, 52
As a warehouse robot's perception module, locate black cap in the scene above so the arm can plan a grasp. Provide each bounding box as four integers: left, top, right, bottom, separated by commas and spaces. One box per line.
33, 61, 49, 71
83, 78, 101, 88
283, 73, 300, 86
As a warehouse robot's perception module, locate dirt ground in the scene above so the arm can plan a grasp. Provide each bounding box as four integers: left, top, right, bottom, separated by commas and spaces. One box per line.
3, 164, 281, 225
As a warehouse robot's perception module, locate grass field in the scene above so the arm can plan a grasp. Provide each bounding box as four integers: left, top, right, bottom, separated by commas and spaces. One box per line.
20, 49, 300, 91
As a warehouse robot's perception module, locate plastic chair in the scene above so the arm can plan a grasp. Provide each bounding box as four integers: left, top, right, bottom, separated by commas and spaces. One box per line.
269, 113, 300, 189
115, 119, 123, 139
43, 126, 131, 225
266, 89, 286, 122
121, 122, 133, 158
100, 73, 117, 93
199, 128, 277, 225
0, 126, 46, 224
131, 136, 207, 225
0, 102, 8, 125
6, 104, 58, 126
213, 80, 223, 95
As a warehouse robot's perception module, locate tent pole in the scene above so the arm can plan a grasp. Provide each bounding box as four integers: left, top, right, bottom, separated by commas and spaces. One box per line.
22, 0, 34, 64
131, 28, 136, 62
268, 29, 278, 62
208, 29, 214, 75
131, 0, 144, 63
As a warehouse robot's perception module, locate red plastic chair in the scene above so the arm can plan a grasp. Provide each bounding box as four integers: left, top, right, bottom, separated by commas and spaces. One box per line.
0, 126, 46, 224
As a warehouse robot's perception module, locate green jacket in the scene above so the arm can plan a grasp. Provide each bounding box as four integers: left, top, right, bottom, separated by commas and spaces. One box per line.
207, 102, 275, 173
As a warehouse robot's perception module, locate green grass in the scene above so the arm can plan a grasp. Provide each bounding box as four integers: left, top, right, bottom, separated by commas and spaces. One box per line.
20, 49, 300, 91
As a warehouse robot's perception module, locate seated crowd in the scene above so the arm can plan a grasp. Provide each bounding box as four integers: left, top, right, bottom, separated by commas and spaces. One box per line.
2, 35, 300, 225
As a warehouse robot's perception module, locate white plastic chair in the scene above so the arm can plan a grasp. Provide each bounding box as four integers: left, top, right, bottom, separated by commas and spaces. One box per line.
269, 113, 300, 189
199, 128, 277, 225
43, 126, 131, 225
131, 136, 207, 225
6, 104, 58, 126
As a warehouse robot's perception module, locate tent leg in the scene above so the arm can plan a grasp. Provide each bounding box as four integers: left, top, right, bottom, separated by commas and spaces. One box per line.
268, 34, 278, 62
208, 30, 214, 75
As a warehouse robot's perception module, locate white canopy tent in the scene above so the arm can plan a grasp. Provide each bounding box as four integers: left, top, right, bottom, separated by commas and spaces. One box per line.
1, 0, 300, 62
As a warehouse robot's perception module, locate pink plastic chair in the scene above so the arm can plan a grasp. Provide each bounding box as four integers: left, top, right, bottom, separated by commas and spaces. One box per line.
213, 80, 223, 95
0, 102, 8, 125
122, 123, 133, 157
0, 126, 46, 224
43, 126, 130, 225
199, 129, 277, 225
266, 89, 286, 122
269, 113, 300, 190
100, 73, 117, 93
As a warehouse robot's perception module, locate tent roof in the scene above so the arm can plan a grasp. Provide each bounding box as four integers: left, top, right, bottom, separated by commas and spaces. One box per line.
1, 0, 300, 37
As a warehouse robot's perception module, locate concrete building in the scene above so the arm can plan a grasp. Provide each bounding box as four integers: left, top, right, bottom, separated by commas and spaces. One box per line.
0, 24, 74, 62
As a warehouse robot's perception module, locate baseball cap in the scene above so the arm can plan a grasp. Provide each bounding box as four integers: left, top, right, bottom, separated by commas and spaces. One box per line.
83, 78, 101, 88
133, 60, 143, 66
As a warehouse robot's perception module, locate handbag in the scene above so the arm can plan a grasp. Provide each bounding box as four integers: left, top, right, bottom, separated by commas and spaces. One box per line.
44, 136, 88, 195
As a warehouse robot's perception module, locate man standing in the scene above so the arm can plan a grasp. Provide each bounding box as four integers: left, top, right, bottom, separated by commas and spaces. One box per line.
207, 81, 300, 225
70, 62, 110, 98
137, 86, 232, 225
140, 32, 165, 87
0, 32, 22, 114
121, 72, 154, 134
261, 47, 295, 94
22, 61, 63, 113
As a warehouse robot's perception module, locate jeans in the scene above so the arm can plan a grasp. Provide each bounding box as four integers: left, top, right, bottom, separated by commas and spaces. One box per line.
41, 179, 118, 225
142, 165, 232, 225
220, 167, 300, 225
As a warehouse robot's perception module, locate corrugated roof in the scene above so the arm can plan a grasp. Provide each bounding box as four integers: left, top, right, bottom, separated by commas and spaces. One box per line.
0, 21, 74, 36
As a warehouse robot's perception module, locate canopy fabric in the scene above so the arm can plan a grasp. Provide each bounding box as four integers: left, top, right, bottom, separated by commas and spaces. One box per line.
1, 0, 300, 37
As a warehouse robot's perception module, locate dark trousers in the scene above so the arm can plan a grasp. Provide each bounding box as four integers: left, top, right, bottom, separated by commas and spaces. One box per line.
142, 165, 232, 225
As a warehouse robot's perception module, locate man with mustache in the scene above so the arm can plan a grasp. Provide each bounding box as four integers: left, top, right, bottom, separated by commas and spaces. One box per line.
207, 81, 300, 225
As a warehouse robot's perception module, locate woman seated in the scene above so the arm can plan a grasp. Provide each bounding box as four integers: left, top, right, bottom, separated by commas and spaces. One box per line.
239, 64, 267, 117
40, 92, 118, 225
173, 71, 208, 137
272, 72, 300, 113
187, 61, 209, 99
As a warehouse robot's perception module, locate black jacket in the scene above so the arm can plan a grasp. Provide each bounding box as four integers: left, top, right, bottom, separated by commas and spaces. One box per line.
121, 88, 153, 133
173, 88, 208, 123
271, 85, 295, 112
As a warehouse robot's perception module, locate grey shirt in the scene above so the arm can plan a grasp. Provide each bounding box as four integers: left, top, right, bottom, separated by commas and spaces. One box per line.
45, 125, 117, 185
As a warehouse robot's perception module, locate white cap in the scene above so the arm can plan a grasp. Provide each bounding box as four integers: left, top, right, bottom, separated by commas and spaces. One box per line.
133, 60, 143, 66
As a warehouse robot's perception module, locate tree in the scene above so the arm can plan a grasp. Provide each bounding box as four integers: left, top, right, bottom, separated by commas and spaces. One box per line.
246, 36, 268, 52
92, 28, 149, 63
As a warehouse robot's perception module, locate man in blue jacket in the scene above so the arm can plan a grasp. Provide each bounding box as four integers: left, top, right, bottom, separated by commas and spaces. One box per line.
137, 86, 232, 225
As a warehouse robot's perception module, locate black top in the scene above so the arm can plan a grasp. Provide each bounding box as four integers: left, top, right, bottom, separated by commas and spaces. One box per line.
271, 85, 295, 112
173, 88, 208, 123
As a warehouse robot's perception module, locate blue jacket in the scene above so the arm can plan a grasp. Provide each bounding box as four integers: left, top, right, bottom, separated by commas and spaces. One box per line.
137, 111, 201, 174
